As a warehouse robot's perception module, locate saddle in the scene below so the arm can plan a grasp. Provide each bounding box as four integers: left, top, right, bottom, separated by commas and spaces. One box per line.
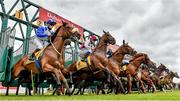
33, 48, 45, 60
120, 62, 128, 71
24, 48, 45, 73
76, 56, 91, 71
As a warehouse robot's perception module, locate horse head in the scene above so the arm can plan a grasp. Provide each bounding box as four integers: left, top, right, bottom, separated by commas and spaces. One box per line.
94, 31, 116, 52
102, 30, 116, 45
117, 40, 136, 56
147, 61, 157, 72
157, 63, 168, 74
142, 54, 157, 70
172, 72, 179, 78
53, 21, 81, 41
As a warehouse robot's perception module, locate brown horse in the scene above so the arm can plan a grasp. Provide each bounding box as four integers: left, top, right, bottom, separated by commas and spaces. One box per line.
125, 53, 156, 93
160, 70, 179, 90
150, 63, 169, 91
5, 22, 81, 96
140, 64, 156, 93
107, 53, 155, 94
100, 42, 136, 94
70, 40, 136, 95
66, 31, 117, 94
13, 38, 73, 96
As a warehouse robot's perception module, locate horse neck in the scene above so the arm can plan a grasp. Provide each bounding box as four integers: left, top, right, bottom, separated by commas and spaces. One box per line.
94, 40, 107, 56
110, 47, 126, 63
169, 73, 176, 79
51, 27, 66, 58
156, 68, 165, 76
130, 56, 145, 69
54, 37, 65, 53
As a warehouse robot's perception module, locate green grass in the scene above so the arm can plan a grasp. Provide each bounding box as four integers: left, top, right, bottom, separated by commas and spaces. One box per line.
1, 90, 180, 100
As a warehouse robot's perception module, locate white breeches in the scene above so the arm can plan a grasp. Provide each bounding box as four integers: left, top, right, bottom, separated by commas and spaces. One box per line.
32, 37, 49, 49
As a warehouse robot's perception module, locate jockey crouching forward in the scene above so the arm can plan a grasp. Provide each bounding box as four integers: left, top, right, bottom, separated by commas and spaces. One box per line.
79, 35, 97, 61
32, 19, 56, 58
121, 54, 133, 66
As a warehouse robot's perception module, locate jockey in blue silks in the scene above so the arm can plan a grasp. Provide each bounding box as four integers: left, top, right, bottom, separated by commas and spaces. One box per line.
31, 19, 56, 58
33, 19, 56, 49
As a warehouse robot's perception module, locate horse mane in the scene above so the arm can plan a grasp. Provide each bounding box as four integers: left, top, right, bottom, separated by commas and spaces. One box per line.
111, 44, 128, 56
51, 26, 62, 42
132, 53, 144, 59
96, 37, 101, 47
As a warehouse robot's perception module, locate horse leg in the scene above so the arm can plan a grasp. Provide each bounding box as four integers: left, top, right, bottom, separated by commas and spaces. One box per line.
134, 75, 145, 93
80, 87, 85, 95
44, 64, 62, 95
69, 71, 73, 84
59, 70, 71, 95
55, 62, 71, 95
6, 66, 25, 96
70, 84, 75, 95
78, 80, 86, 95
144, 77, 156, 93
16, 78, 21, 95
110, 73, 125, 94
127, 74, 132, 94
107, 87, 113, 94
5, 81, 12, 96
150, 80, 156, 93
96, 85, 101, 95
50, 74, 60, 95
44, 64, 61, 85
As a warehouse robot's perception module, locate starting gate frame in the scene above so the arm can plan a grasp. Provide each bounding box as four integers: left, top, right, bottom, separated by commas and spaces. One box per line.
0, 0, 98, 85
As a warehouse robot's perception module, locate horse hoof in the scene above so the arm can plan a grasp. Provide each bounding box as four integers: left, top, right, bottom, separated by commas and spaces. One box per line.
67, 93, 71, 96
56, 91, 61, 95
123, 91, 128, 95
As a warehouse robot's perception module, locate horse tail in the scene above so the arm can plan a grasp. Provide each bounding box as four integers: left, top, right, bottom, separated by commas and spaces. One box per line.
11, 55, 29, 79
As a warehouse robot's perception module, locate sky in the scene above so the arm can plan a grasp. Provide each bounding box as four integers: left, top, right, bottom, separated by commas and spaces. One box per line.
1, 0, 180, 82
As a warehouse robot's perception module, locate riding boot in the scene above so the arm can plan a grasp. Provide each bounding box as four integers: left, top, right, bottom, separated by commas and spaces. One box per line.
31, 48, 40, 59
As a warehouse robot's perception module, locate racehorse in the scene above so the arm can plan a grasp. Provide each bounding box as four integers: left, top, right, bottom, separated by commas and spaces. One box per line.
107, 53, 155, 94
5, 21, 81, 96
125, 53, 156, 93
73, 40, 136, 95
100, 41, 136, 94
66, 31, 117, 94
160, 70, 179, 90
140, 64, 156, 93
150, 63, 168, 91
14, 38, 73, 95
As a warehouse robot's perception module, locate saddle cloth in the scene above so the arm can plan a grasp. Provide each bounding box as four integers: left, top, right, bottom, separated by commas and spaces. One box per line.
121, 65, 127, 71
34, 48, 45, 60
24, 48, 45, 65
76, 56, 91, 71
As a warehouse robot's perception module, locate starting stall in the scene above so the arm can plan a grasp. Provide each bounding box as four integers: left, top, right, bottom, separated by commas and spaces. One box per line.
0, 0, 98, 94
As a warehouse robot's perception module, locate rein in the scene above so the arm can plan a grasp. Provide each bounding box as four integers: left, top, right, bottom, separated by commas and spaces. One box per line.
49, 36, 62, 56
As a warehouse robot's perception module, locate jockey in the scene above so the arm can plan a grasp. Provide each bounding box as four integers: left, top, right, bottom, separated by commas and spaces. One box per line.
32, 19, 56, 58
33, 19, 56, 49
79, 35, 97, 61
85, 34, 97, 50
121, 54, 133, 66
107, 49, 113, 58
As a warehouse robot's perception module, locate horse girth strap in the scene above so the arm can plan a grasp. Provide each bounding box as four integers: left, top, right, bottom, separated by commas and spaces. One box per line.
86, 61, 94, 75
